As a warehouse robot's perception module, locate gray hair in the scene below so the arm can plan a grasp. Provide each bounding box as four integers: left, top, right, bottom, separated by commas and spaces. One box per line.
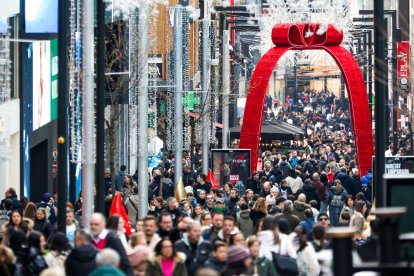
96, 248, 120, 267
187, 220, 201, 231
283, 200, 293, 212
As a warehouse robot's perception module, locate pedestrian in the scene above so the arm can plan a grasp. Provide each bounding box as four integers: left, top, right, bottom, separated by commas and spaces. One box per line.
175, 221, 212, 275
327, 179, 348, 226
33, 207, 53, 241
222, 244, 252, 276
65, 229, 98, 275
205, 241, 227, 272
246, 236, 277, 276
89, 213, 133, 275
20, 231, 48, 276
89, 248, 126, 276
146, 237, 188, 276
44, 232, 71, 270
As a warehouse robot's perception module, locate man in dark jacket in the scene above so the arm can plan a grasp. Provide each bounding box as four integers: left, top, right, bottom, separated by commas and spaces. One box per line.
1, 187, 22, 212
275, 200, 300, 234
193, 174, 212, 200
202, 212, 224, 242
334, 167, 356, 196
225, 189, 239, 215
89, 213, 133, 276
104, 168, 113, 195
278, 155, 292, 178
165, 197, 186, 227
175, 221, 212, 275
157, 212, 182, 243
158, 171, 175, 200
66, 229, 98, 275
311, 173, 326, 206
182, 165, 197, 186
246, 172, 261, 195
269, 197, 286, 215
296, 179, 321, 209
115, 165, 127, 192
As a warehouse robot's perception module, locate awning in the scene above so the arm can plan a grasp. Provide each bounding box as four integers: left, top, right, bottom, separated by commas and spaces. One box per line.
229, 120, 304, 141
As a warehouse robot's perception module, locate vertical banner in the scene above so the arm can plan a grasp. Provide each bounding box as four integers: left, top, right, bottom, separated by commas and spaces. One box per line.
397, 41, 410, 91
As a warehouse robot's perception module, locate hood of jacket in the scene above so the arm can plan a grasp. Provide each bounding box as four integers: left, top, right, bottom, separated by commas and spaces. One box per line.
70, 244, 97, 262
239, 210, 251, 219
294, 200, 310, 211
162, 178, 173, 185
279, 161, 289, 168
303, 184, 316, 192
335, 172, 349, 180
329, 185, 344, 194
148, 251, 186, 266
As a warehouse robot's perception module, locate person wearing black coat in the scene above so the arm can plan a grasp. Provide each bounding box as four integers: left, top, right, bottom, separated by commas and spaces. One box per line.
334, 167, 356, 196
246, 172, 261, 195
175, 223, 212, 275
295, 179, 321, 209
19, 231, 48, 276
33, 209, 53, 241
65, 229, 98, 275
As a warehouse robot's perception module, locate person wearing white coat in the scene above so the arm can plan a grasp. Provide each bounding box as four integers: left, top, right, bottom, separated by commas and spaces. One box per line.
257, 216, 296, 260
294, 226, 320, 276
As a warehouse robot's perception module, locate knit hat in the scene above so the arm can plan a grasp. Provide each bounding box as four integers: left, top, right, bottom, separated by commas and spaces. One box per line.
42, 193, 51, 203
128, 245, 150, 267
227, 245, 250, 265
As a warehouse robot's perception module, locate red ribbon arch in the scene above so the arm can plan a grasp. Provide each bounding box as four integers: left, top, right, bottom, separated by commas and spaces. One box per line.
239, 23, 373, 176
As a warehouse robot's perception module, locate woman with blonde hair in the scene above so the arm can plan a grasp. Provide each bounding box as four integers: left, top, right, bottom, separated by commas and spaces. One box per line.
0, 244, 16, 276
257, 216, 296, 260
250, 197, 268, 225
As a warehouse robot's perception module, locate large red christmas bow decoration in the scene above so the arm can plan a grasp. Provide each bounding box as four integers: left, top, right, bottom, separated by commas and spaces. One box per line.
272, 23, 343, 48
110, 193, 132, 236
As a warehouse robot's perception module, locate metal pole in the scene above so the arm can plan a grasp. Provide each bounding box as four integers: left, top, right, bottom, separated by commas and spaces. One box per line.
138, 4, 149, 219
222, 29, 230, 149
95, 0, 105, 214
374, 0, 387, 207
174, 7, 184, 183
202, 19, 210, 174
367, 31, 373, 119
82, 0, 96, 228
57, 0, 69, 233
391, 14, 399, 155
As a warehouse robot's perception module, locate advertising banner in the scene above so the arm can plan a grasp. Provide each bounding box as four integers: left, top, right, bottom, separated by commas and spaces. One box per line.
397, 41, 410, 91
211, 149, 251, 187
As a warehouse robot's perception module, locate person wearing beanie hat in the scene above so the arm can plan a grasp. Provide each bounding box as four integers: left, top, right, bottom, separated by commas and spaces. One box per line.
128, 245, 150, 275
36, 193, 56, 224
223, 244, 251, 276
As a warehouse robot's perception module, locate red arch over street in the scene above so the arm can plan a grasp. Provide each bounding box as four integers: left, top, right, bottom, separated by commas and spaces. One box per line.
239, 23, 374, 176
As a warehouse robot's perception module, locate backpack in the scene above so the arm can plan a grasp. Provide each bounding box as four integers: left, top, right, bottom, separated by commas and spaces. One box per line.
330, 194, 343, 207
0, 214, 9, 239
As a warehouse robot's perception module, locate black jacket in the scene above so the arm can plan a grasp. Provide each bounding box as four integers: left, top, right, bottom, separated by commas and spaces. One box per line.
175, 234, 212, 276
104, 231, 134, 276
250, 209, 267, 226
334, 172, 356, 196
205, 256, 226, 272
159, 178, 175, 200
33, 218, 53, 240
19, 247, 48, 276
296, 184, 321, 208
246, 178, 261, 195
65, 244, 98, 275
157, 228, 181, 243
35, 203, 56, 224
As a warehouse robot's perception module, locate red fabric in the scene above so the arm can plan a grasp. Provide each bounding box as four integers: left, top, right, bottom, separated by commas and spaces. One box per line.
207, 169, 219, 189
92, 238, 106, 250
109, 193, 132, 236
240, 23, 373, 176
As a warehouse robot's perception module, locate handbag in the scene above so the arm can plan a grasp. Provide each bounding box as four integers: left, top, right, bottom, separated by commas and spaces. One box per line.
272, 249, 298, 276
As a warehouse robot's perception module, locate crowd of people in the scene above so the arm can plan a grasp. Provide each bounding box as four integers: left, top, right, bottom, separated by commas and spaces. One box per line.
0, 89, 390, 276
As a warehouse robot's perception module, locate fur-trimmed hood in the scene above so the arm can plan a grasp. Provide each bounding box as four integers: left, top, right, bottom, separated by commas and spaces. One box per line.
148, 251, 186, 267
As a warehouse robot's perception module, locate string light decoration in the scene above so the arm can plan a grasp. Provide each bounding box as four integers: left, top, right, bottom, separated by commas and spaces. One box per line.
0, 23, 11, 104
166, 15, 175, 151
182, 9, 191, 150
209, 19, 217, 145
69, 0, 83, 162
128, 9, 139, 163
